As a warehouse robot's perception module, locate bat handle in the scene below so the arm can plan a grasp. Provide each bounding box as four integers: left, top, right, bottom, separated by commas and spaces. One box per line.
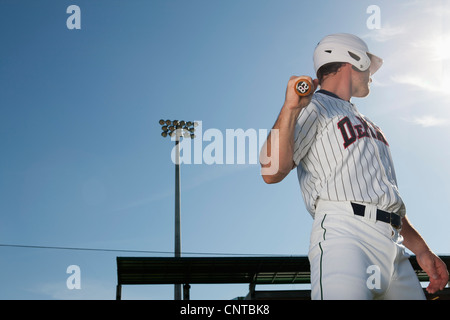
294, 77, 314, 97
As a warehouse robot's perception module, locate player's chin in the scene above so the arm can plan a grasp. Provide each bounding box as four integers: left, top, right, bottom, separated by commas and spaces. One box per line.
354, 86, 371, 98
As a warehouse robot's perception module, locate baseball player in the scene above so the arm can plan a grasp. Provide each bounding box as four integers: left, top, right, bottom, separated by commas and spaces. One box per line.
260, 33, 448, 299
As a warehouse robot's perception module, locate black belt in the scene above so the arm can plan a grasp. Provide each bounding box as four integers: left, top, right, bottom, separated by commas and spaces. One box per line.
350, 202, 402, 229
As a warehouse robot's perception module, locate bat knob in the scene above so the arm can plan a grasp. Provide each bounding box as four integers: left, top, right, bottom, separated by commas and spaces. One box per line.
295, 77, 314, 97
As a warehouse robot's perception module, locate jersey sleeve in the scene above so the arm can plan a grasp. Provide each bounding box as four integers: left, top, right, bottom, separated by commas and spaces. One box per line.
293, 101, 319, 166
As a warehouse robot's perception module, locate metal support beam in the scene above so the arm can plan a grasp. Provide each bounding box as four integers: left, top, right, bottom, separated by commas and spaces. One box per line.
183, 283, 191, 300
116, 284, 122, 300
174, 139, 181, 300
248, 282, 256, 300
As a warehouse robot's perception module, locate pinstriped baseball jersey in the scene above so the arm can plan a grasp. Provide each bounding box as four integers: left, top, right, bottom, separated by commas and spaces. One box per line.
293, 90, 405, 218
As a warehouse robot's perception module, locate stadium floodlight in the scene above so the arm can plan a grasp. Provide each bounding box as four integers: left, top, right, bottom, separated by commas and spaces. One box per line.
158, 119, 197, 300
159, 119, 197, 140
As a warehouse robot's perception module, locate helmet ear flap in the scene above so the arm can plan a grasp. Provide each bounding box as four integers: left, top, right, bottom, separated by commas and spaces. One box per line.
347, 51, 367, 71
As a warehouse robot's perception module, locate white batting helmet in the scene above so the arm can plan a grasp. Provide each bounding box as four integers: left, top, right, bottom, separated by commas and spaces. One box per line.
313, 33, 383, 75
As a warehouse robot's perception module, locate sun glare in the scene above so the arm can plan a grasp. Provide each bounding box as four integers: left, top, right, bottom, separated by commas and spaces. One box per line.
430, 34, 450, 62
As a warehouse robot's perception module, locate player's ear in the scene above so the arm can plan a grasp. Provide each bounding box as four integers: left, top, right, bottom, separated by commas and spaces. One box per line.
313, 79, 319, 91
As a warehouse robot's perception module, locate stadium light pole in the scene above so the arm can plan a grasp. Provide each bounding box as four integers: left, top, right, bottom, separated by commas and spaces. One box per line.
159, 119, 197, 300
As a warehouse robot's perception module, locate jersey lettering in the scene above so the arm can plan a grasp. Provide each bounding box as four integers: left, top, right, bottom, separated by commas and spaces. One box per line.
337, 117, 357, 148
337, 116, 389, 148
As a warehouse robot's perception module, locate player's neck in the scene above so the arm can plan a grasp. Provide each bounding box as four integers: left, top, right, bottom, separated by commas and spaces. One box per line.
320, 66, 353, 101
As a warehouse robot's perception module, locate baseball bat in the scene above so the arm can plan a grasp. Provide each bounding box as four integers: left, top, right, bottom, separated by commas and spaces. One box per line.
294, 76, 314, 97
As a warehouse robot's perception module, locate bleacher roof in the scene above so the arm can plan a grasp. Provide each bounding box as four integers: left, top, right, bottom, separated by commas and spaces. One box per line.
117, 256, 311, 285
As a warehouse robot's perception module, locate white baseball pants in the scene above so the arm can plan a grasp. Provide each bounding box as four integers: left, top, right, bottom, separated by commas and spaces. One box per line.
308, 200, 426, 300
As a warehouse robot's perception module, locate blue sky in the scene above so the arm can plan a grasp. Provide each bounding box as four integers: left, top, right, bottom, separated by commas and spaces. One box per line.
1, 0, 449, 299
